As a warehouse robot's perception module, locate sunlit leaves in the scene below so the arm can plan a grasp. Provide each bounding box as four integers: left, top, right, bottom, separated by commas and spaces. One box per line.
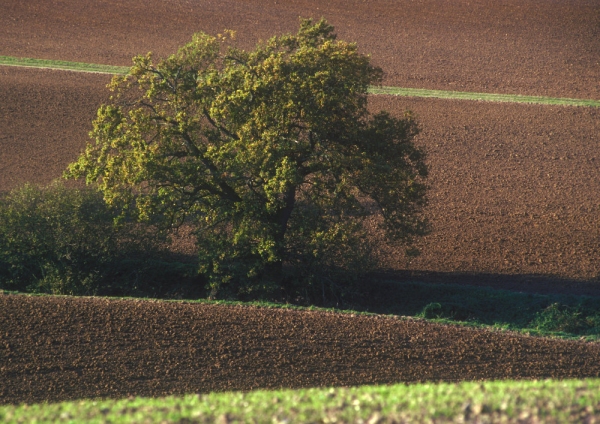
65, 19, 427, 301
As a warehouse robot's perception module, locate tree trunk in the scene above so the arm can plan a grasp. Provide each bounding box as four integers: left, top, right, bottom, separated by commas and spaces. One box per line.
267, 186, 297, 295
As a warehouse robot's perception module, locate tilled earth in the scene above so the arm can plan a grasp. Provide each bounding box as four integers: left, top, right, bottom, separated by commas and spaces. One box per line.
2, 294, 600, 405
2, 0, 599, 99
370, 96, 600, 294
2, 66, 599, 294
0, 67, 111, 190
1, 0, 600, 406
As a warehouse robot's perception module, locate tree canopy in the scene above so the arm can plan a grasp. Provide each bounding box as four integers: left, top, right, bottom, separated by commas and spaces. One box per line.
66, 19, 428, 302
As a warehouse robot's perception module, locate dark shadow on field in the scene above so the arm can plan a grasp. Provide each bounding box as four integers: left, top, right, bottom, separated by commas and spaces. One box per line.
353, 270, 600, 337
369, 269, 600, 298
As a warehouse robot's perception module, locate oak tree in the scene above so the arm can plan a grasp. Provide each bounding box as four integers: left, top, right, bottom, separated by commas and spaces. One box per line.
66, 19, 428, 301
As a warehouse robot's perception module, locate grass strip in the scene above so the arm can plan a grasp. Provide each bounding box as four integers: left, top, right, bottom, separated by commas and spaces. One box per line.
1, 56, 599, 107
369, 86, 600, 107
363, 280, 600, 341
1, 379, 599, 423
0, 56, 129, 75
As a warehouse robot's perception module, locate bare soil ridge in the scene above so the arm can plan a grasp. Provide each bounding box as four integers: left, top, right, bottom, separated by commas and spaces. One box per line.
1, 294, 599, 405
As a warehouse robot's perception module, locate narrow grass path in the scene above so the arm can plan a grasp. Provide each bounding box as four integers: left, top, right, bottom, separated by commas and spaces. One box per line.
0, 56, 129, 75
369, 86, 600, 107
2, 55, 599, 107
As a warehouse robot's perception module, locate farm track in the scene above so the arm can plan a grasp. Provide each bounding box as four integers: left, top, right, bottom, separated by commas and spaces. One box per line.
2, 294, 600, 405
2, 0, 600, 404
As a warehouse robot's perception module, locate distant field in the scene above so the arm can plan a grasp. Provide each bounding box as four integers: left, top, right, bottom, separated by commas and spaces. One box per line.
2, 0, 598, 99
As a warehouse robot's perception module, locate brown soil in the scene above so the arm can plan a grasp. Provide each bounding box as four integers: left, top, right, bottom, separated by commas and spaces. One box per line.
1, 294, 599, 405
369, 96, 600, 295
1, 0, 598, 99
1, 1, 600, 405
0, 67, 111, 190
2, 67, 599, 295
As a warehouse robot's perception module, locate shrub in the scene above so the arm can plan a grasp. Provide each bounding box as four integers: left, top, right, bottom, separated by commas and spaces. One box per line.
530, 303, 600, 334
0, 182, 198, 296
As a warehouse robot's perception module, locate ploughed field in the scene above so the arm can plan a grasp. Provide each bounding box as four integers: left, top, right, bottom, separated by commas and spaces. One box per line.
1, 0, 600, 404
2, 0, 598, 99
2, 66, 600, 293
2, 294, 600, 405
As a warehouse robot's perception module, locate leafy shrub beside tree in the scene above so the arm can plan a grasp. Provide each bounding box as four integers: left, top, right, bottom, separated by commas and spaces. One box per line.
0, 183, 198, 297
65, 18, 428, 303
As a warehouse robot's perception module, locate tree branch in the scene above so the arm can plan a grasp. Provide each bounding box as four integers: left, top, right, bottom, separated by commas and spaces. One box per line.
202, 108, 239, 141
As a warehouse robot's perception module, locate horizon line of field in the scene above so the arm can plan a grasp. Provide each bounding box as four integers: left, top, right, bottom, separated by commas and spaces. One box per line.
2, 55, 599, 108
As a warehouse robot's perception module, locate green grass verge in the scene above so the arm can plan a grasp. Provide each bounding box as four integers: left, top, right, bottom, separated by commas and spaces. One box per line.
0, 56, 129, 75
369, 86, 600, 107
1, 379, 599, 423
360, 280, 600, 341
1, 55, 598, 107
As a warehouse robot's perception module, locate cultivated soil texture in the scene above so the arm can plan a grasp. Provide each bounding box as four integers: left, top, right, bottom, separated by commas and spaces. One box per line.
0, 67, 111, 190
370, 96, 600, 295
2, 294, 600, 405
2, 66, 600, 295
2, 0, 599, 99
2, 0, 600, 405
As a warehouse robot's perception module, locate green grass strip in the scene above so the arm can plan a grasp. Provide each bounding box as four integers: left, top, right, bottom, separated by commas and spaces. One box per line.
369, 85, 600, 107
0, 56, 129, 75
1, 55, 598, 107
2, 379, 599, 423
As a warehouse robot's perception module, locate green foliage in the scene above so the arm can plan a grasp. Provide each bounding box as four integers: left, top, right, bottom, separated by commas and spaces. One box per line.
358, 280, 600, 339
531, 303, 600, 334
0, 183, 198, 296
65, 19, 428, 302
2, 379, 600, 423
0, 182, 116, 294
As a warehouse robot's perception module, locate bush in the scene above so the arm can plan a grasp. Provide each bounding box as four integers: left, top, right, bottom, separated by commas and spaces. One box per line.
0, 182, 198, 296
530, 303, 600, 334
